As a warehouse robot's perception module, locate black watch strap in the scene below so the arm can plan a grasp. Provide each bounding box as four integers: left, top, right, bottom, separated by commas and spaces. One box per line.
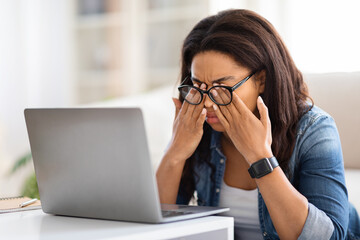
248, 156, 279, 179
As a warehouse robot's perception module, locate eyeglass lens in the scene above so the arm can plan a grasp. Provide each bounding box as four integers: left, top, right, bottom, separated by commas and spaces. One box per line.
179, 86, 202, 104
180, 86, 232, 105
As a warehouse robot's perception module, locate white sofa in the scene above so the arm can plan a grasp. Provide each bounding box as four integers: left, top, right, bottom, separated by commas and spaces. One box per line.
305, 72, 360, 211
93, 72, 360, 210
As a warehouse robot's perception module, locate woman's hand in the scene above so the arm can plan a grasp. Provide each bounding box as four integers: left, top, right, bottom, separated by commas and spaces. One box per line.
212, 88, 273, 165
167, 83, 207, 163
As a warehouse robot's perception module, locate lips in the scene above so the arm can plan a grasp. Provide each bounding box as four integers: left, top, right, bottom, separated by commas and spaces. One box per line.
206, 112, 217, 118
206, 111, 220, 124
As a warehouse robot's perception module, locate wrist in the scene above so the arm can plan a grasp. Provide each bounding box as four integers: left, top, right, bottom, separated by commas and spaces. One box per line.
246, 148, 273, 165
246, 153, 274, 166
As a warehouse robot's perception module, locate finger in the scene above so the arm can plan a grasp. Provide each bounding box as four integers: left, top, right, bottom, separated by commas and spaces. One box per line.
217, 84, 240, 118
185, 83, 203, 118
210, 84, 232, 121
190, 83, 201, 103
218, 104, 232, 123
196, 108, 207, 128
210, 86, 222, 104
191, 83, 206, 119
231, 90, 253, 116
216, 91, 232, 121
180, 84, 200, 116
257, 96, 271, 131
185, 85, 201, 104
192, 96, 205, 120
212, 104, 230, 129
185, 90, 199, 114
175, 97, 190, 119
211, 84, 230, 105
175, 100, 189, 119
172, 98, 182, 118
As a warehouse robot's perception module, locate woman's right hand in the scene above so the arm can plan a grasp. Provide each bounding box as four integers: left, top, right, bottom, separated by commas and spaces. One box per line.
167, 83, 207, 163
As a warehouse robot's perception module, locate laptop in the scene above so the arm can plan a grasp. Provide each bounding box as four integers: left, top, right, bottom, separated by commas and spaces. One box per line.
24, 108, 229, 223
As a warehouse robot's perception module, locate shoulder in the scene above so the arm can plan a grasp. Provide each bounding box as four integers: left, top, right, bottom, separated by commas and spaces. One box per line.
297, 104, 336, 137
294, 104, 342, 167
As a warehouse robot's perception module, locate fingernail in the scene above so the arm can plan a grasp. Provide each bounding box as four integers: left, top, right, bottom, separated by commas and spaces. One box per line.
258, 96, 264, 103
194, 83, 199, 88
201, 108, 206, 114
213, 83, 219, 86
213, 105, 217, 110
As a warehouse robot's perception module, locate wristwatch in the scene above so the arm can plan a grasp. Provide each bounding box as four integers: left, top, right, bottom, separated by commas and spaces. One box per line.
248, 156, 279, 179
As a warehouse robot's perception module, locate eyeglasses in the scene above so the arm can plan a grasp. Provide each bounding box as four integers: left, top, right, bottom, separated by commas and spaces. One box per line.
178, 72, 255, 106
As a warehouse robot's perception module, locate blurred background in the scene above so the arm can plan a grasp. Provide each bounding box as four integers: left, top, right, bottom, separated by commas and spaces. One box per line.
0, 0, 359, 197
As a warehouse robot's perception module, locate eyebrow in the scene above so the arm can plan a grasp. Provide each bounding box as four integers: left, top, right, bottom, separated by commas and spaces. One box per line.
190, 76, 235, 84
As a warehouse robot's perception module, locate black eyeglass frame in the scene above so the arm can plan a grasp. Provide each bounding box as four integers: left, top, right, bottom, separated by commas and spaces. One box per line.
178, 71, 256, 106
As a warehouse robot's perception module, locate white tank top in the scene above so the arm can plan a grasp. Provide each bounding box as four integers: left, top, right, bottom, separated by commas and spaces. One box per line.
218, 179, 263, 240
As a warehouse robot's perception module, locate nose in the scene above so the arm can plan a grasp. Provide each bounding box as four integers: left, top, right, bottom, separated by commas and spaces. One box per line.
203, 91, 214, 108
198, 83, 215, 108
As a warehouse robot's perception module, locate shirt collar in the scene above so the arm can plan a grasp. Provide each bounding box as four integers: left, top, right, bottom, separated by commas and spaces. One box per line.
210, 129, 223, 149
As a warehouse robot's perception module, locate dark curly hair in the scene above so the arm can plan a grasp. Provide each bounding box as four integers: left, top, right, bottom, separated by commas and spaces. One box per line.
177, 9, 313, 202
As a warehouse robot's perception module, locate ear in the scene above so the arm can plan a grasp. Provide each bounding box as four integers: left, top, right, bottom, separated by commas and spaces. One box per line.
255, 69, 266, 94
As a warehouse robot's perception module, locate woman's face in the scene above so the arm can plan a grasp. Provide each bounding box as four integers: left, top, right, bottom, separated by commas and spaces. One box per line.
190, 51, 264, 132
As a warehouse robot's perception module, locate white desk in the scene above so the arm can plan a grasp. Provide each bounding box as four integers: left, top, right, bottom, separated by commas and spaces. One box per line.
0, 209, 234, 240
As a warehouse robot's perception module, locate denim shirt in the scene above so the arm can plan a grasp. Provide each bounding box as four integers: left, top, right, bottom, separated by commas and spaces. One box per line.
176, 105, 360, 240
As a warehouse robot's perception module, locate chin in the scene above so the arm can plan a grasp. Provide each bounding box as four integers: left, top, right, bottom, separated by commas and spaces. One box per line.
207, 122, 225, 132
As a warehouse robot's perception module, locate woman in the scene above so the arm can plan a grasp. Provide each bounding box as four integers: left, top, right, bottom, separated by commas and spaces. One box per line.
156, 9, 360, 240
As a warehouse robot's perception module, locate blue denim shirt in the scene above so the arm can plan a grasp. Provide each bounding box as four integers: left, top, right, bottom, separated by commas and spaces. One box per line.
177, 105, 360, 239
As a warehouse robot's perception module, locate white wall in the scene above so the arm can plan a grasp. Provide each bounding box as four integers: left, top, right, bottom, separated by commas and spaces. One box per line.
287, 0, 360, 73
0, 0, 74, 196
210, 0, 360, 73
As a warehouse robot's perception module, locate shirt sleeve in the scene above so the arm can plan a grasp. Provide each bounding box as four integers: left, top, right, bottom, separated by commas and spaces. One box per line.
298, 203, 334, 239
297, 115, 349, 240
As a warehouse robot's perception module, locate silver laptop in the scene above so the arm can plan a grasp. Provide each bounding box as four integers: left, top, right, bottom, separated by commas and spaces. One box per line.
24, 108, 229, 223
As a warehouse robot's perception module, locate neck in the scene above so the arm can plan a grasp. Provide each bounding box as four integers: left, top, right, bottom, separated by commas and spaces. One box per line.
221, 132, 234, 147
220, 131, 247, 165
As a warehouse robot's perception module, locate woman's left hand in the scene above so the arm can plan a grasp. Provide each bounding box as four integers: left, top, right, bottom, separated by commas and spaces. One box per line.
212, 89, 273, 165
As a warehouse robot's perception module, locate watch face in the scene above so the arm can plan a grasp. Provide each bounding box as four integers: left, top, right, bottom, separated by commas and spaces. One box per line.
252, 158, 273, 178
